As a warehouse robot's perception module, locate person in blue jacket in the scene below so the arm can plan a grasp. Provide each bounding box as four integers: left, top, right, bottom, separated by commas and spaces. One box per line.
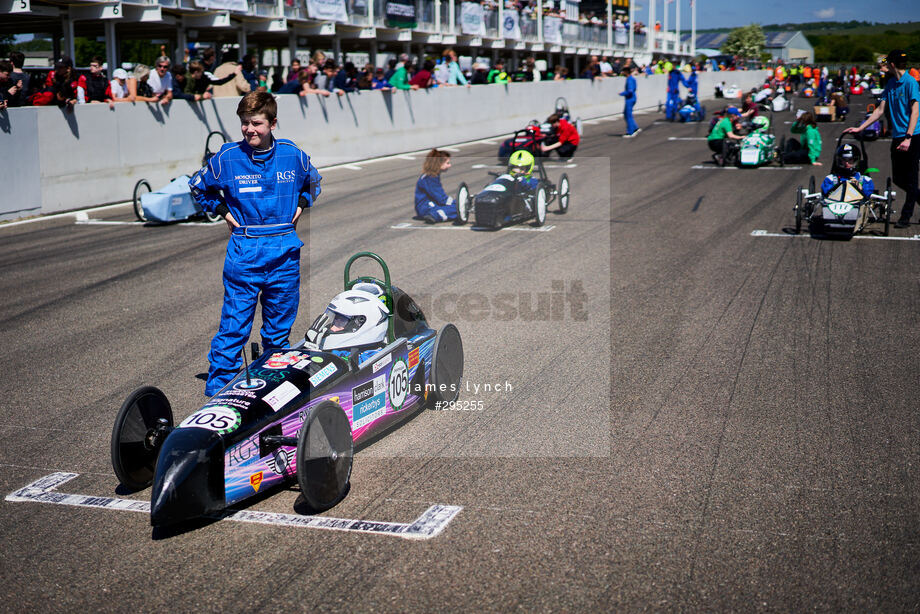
190, 91, 322, 396
620, 65, 640, 137
681, 64, 699, 97
665, 66, 683, 121
415, 149, 457, 223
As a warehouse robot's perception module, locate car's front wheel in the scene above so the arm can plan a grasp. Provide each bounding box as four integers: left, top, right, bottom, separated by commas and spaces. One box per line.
296, 400, 352, 514
534, 187, 547, 226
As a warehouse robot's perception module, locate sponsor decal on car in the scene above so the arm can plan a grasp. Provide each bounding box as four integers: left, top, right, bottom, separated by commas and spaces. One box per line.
227, 437, 259, 467
204, 397, 252, 411
408, 347, 420, 369
264, 381, 300, 411
309, 363, 337, 387
251, 368, 289, 384
352, 374, 387, 428
266, 448, 291, 475
235, 378, 267, 391
312, 356, 324, 363
372, 353, 392, 373
482, 184, 507, 192
179, 405, 242, 435
827, 202, 853, 216
388, 359, 409, 410
250, 471, 264, 492
264, 351, 304, 369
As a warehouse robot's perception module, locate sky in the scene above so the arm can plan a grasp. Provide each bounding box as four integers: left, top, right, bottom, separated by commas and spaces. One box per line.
631, 0, 920, 30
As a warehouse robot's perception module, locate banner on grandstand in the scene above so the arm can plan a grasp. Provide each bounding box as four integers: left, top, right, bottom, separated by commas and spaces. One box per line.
306, 0, 348, 22
194, 0, 247, 11
385, 0, 417, 28
543, 16, 563, 44
460, 2, 486, 36
502, 11, 521, 40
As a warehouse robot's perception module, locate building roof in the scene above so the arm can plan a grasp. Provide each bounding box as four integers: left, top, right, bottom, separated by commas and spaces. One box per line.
682, 30, 812, 51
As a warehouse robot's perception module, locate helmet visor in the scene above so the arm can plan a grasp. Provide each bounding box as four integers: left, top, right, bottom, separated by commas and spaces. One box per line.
326, 309, 365, 334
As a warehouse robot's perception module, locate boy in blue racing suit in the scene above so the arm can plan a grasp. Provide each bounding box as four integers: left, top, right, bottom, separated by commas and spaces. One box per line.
190, 91, 322, 395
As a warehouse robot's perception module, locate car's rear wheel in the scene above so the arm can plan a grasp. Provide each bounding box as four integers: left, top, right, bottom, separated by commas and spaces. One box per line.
795, 187, 803, 234
533, 187, 547, 226
456, 182, 470, 225
132, 180, 151, 222
296, 400, 352, 513
111, 386, 173, 491
558, 174, 570, 213
430, 324, 464, 405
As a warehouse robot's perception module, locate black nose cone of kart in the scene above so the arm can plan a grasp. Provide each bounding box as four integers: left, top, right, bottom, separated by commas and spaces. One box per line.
150, 427, 225, 527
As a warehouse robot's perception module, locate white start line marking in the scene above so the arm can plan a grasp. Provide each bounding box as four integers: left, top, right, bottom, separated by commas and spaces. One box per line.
470, 163, 577, 169
750, 229, 920, 241
668, 137, 708, 141
6, 473, 462, 540
390, 222, 555, 232
691, 165, 803, 170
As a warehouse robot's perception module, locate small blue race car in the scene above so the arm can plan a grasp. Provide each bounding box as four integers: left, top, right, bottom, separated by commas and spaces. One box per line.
132, 131, 226, 224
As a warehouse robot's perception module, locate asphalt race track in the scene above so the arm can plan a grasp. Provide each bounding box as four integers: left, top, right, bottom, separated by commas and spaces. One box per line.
1, 96, 918, 612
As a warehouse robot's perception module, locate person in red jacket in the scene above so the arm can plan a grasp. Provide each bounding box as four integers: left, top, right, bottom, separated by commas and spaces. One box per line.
541, 113, 580, 159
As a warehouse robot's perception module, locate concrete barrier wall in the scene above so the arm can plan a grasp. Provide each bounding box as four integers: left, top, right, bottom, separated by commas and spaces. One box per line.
0, 70, 766, 221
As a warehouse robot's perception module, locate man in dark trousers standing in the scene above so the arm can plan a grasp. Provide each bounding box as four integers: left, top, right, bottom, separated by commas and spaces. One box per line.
847, 49, 920, 228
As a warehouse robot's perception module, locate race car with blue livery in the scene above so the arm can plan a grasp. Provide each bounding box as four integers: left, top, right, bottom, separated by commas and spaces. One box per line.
110, 252, 463, 527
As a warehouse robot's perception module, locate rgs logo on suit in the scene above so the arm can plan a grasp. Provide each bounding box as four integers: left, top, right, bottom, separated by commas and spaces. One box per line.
277, 170, 296, 183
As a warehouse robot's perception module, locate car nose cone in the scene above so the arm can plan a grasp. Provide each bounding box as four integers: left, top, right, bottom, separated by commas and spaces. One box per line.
150, 427, 225, 527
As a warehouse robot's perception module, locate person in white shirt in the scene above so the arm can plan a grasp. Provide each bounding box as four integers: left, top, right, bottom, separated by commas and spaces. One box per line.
109, 68, 130, 105
147, 57, 173, 105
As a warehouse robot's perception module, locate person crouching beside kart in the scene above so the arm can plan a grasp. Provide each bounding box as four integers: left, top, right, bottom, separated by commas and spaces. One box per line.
783, 110, 822, 166
415, 148, 458, 223
707, 106, 743, 166
541, 113, 579, 160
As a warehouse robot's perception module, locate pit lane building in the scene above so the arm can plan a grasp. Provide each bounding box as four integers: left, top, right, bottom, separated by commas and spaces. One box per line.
1, 0, 696, 74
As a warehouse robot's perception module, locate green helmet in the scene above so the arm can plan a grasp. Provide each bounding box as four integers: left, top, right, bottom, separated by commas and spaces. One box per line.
751, 115, 770, 133
509, 150, 535, 178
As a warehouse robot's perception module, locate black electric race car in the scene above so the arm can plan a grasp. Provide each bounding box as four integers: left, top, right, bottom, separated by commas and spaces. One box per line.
453, 154, 570, 229
110, 252, 463, 527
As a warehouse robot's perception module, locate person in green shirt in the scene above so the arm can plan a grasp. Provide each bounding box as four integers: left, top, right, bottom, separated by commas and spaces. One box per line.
487, 60, 510, 84
707, 106, 743, 166
783, 110, 822, 165
390, 54, 419, 91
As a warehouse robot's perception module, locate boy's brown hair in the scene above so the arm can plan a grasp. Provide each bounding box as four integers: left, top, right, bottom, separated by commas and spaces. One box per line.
422, 148, 451, 176
236, 91, 277, 122
188, 61, 204, 74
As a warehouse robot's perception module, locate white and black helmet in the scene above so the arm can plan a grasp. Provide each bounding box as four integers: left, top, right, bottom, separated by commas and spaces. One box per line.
306, 285, 389, 350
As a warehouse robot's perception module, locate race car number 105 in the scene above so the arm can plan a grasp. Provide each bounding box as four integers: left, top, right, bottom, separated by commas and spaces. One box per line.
179, 406, 242, 434
388, 360, 409, 410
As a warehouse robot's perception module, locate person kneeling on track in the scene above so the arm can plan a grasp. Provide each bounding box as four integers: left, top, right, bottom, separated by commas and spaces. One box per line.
783, 110, 822, 166
415, 148, 458, 223
541, 113, 579, 160
707, 106, 743, 166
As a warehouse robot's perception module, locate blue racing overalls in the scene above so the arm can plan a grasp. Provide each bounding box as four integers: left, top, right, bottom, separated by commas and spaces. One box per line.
190, 138, 322, 395
666, 69, 683, 121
